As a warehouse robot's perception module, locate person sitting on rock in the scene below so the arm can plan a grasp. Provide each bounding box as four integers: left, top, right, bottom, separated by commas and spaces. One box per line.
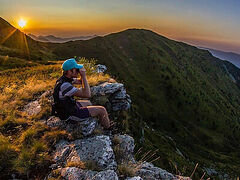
52, 58, 112, 129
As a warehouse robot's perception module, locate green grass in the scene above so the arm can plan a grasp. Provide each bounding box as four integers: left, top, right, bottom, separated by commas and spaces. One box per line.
49, 29, 240, 178
1, 25, 240, 178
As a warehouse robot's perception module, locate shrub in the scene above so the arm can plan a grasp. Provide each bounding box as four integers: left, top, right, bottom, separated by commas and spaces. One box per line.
117, 163, 136, 178
0, 135, 17, 173
19, 123, 48, 147
14, 141, 51, 176
0, 118, 28, 134
42, 129, 70, 146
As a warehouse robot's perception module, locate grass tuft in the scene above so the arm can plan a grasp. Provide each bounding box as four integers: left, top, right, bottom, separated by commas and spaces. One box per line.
42, 129, 70, 146
66, 161, 85, 169
117, 163, 137, 178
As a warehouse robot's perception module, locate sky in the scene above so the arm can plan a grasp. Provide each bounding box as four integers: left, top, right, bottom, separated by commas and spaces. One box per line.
1, 0, 240, 53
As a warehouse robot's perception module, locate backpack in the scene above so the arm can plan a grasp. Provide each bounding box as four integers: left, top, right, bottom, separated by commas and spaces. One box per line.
51, 75, 77, 120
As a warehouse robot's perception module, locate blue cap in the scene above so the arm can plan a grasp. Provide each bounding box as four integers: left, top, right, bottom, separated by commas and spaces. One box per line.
62, 58, 83, 71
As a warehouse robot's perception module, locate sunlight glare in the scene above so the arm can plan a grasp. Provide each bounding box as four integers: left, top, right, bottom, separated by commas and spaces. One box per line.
18, 19, 27, 28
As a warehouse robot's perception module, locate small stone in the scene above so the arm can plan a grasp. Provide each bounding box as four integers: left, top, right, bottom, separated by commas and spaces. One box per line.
24, 100, 41, 116
96, 64, 107, 73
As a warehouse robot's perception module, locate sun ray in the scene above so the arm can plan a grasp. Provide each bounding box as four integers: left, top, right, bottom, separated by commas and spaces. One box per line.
0, 29, 17, 45
22, 33, 30, 60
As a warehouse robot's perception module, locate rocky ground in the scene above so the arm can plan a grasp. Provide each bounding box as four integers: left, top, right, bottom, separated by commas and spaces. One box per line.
24, 72, 191, 180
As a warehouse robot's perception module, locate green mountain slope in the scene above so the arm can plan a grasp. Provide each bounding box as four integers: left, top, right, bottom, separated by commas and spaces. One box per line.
51, 29, 240, 176
1, 16, 240, 176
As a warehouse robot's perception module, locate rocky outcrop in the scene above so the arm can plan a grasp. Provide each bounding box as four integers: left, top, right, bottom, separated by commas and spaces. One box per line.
22, 77, 191, 180
48, 132, 191, 180
91, 82, 131, 112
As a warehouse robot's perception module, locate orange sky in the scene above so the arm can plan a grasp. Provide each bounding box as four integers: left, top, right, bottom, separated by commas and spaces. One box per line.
1, 0, 240, 53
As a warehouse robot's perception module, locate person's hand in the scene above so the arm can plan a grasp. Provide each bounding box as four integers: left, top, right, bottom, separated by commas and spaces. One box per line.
73, 78, 82, 84
79, 68, 86, 77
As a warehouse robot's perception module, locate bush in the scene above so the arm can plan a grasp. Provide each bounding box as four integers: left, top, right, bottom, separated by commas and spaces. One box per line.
19, 123, 48, 147
0, 118, 28, 134
117, 163, 136, 178
0, 135, 17, 173
14, 141, 51, 176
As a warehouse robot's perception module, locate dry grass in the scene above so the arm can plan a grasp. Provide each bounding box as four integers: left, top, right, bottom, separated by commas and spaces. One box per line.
19, 123, 49, 147
0, 58, 112, 178
66, 161, 85, 169
0, 134, 18, 173
42, 129, 71, 146
117, 163, 137, 178
87, 73, 111, 86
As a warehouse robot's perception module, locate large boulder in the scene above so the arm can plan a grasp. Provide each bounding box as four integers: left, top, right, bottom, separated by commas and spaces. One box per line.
90, 82, 131, 112
113, 134, 135, 164
135, 162, 176, 180
52, 135, 117, 171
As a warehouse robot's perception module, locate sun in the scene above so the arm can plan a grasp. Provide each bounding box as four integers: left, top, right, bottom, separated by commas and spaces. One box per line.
18, 19, 27, 28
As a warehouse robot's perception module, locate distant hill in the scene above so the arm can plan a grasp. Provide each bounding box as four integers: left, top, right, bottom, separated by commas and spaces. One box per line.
0, 17, 57, 61
28, 34, 98, 43
199, 47, 240, 68
50, 29, 240, 174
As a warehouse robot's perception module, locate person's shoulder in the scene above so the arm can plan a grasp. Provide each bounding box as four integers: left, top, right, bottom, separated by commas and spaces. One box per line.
60, 82, 74, 90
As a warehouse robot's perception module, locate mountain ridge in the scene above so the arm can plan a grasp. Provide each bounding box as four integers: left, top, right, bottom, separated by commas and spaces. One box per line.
199, 46, 240, 68
1, 16, 240, 177
28, 33, 98, 43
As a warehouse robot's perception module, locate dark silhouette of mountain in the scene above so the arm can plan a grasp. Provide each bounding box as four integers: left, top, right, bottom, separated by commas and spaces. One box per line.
0, 17, 57, 60
28, 33, 98, 43
199, 47, 240, 68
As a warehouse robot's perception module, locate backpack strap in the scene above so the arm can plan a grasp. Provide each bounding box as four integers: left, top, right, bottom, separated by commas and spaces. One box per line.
51, 75, 75, 118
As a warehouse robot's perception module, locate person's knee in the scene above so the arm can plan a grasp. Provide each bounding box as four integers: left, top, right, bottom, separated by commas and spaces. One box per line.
97, 106, 107, 115
87, 105, 108, 117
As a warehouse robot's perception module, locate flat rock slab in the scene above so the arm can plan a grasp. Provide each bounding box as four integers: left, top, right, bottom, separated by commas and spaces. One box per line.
60, 167, 118, 180
46, 116, 98, 137
53, 135, 117, 171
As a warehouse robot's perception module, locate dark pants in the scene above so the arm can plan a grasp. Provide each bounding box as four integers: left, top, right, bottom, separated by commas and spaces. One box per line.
72, 101, 91, 119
